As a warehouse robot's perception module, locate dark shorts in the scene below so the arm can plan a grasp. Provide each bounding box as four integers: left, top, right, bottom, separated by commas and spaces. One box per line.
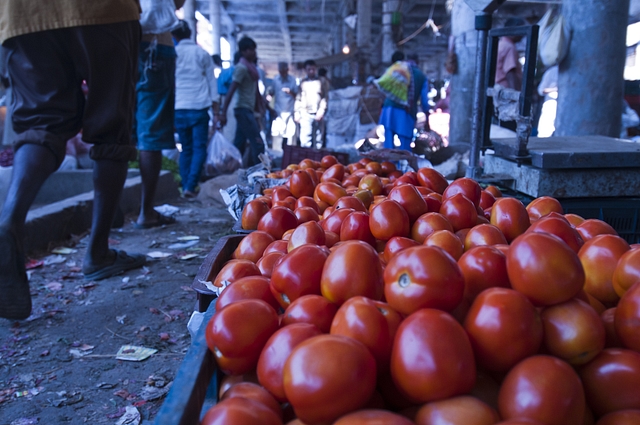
1, 21, 141, 166
134, 42, 176, 152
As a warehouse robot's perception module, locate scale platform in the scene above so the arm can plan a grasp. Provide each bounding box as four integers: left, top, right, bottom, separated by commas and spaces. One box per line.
483, 136, 640, 198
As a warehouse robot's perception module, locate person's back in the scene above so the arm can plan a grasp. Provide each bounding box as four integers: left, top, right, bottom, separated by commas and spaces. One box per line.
175, 34, 217, 110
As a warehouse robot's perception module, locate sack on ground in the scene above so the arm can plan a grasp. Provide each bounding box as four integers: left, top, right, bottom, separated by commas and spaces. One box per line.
205, 131, 242, 176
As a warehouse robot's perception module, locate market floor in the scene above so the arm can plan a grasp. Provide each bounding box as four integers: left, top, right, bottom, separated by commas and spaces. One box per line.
0, 196, 235, 425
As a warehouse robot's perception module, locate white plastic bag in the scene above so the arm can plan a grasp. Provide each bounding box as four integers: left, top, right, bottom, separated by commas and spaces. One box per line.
205, 131, 242, 176
538, 9, 571, 67
140, 0, 180, 34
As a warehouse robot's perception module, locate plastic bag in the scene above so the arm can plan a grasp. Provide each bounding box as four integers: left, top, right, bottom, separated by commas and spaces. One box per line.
205, 131, 242, 177
538, 9, 571, 67
140, 0, 180, 34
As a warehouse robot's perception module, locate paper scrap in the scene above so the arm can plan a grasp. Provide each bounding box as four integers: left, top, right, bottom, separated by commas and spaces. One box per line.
154, 204, 180, 216
177, 235, 200, 241
146, 251, 172, 259
43, 255, 66, 266
115, 345, 157, 362
51, 247, 77, 255
179, 253, 198, 261
116, 406, 141, 425
116, 315, 126, 324
168, 240, 199, 250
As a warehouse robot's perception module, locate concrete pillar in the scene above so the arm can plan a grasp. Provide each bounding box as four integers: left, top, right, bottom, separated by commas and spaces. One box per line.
555, 0, 630, 137
333, 26, 344, 78
183, 0, 197, 42
382, 0, 401, 63
210, 0, 221, 55
448, 0, 476, 145
357, 0, 372, 83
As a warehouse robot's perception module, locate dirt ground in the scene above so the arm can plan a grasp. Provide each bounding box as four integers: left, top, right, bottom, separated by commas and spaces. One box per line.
0, 195, 235, 425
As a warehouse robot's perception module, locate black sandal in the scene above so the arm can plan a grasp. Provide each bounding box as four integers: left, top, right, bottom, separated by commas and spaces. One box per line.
133, 213, 176, 229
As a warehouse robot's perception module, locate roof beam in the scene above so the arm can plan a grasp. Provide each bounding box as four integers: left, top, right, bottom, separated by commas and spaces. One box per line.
276, 0, 293, 65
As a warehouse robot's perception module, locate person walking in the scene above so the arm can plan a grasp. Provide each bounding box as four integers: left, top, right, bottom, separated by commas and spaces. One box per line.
0, 0, 145, 320
270, 62, 298, 151
296, 60, 329, 148
172, 21, 219, 198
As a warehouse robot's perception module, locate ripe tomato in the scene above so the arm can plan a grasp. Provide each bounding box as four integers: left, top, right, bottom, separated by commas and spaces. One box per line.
417, 168, 448, 194
507, 232, 585, 306
479, 190, 496, 210
442, 177, 481, 206
365, 161, 383, 175
498, 355, 585, 425
596, 410, 640, 425
294, 206, 320, 224
527, 215, 584, 253
580, 348, 640, 417
272, 186, 293, 202
287, 221, 326, 251
391, 309, 476, 402
281, 294, 338, 333
526, 196, 563, 222
295, 196, 320, 213
383, 236, 420, 263
257, 206, 298, 239
335, 196, 367, 212
541, 298, 605, 365
388, 185, 429, 223
270, 244, 329, 308
602, 308, 623, 348
485, 185, 502, 198
241, 199, 270, 230
264, 239, 288, 255
322, 163, 346, 182
490, 197, 530, 242
334, 410, 414, 425
315, 182, 348, 206
369, 200, 410, 241
201, 397, 282, 425
463, 223, 507, 251
424, 230, 464, 261
233, 231, 275, 264
612, 248, 640, 297
384, 246, 464, 315
321, 207, 355, 234
411, 212, 454, 244
459, 246, 510, 301
330, 296, 402, 372
216, 275, 280, 311
424, 192, 442, 212
212, 259, 261, 287
415, 396, 499, 425
321, 155, 339, 168
220, 382, 282, 420
464, 288, 542, 372
439, 193, 478, 232
354, 189, 374, 209
579, 234, 630, 303
324, 230, 340, 248
359, 174, 384, 196
615, 282, 640, 352
256, 251, 284, 277
205, 299, 279, 375
289, 170, 315, 198
284, 334, 377, 424
576, 219, 618, 241
340, 211, 376, 246
564, 213, 585, 227
257, 323, 322, 402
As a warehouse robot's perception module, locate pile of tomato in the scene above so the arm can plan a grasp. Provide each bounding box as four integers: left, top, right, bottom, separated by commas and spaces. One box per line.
200, 154, 640, 425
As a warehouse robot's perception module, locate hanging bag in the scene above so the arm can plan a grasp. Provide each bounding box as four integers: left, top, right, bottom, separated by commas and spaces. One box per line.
140, 0, 180, 34
538, 9, 571, 67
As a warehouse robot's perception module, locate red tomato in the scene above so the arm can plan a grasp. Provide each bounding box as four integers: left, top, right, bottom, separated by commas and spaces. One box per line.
272, 186, 293, 202
459, 246, 510, 301
281, 228, 294, 241
490, 197, 530, 242
216, 275, 280, 311
281, 294, 338, 333
498, 355, 585, 425
353, 189, 374, 209
324, 230, 340, 248
526, 196, 564, 221
218, 373, 260, 399
257, 323, 322, 402
411, 212, 454, 243
335, 196, 367, 212
464, 288, 542, 372
484, 185, 502, 198
258, 206, 298, 239
479, 190, 496, 210
201, 397, 282, 425
359, 174, 384, 196
564, 213, 585, 227
283, 334, 377, 424
388, 185, 429, 224
424, 230, 464, 261
233, 231, 275, 263
615, 282, 640, 352
383, 236, 420, 263
241, 199, 270, 230
315, 182, 348, 206
334, 410, 414, 425
579, 234, 630, 304
321, 155, 339, 168
205, 299, 279, 375
340, 211, 376, 246
439, 193, 478, 232
256, 251, 285, 277
212, 259, 261, 287
424, 192, 443, 212
287, 221, 326, 251
463, 223, 508, 251
526, 215, 584, 253
596, 410, 640, 425
295, 196, 320, 213
321, 208, 355, 234
576, 219, 618, 241
220, 382, 282, 420
541, 298, 605, 365
369, 200, 411, 241
270, 244, 329, 308
613, 248, 640, 297
602, 308, 623, 348
416, 168, 448, 194
507, 232, 585, 306
365, 161, 383, 175
415, 396, 499, 425
381, 161, 397, 175
384, 246, 464, 315
330, 296, 402, 372
580, 348, 640, 417
289, 170, 315, 198
442, 177, 481, 206
321, 240, 384, 305
294, 206, 320, 224
322, 163, 346, 182
391, 309, 476, 402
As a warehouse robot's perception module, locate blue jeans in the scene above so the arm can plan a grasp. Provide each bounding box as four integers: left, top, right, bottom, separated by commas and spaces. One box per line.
233, 107, 265, 166
175, 108, 209, 192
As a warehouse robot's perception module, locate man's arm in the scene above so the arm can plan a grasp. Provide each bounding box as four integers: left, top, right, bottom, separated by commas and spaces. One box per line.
316, 79, 329, 120
219, 82, 238, 127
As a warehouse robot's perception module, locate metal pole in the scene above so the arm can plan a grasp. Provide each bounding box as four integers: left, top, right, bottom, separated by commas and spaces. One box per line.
467, 13, 491, 178
183, 0, 197, 42
210, 0, 221, 55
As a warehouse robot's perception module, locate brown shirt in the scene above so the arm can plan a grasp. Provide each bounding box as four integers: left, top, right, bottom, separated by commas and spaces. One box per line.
495, 37, 523, 90
0, 0, 141, 45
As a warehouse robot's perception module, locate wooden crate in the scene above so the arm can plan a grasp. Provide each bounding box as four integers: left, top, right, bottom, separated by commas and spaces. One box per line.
282, 145, 350, 167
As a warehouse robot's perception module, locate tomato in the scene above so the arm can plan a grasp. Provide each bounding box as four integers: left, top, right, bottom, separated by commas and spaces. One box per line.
463, 223, 507, 251
596, 410, 640, 425
507, 232, 584, 306
241, 199, 270, 230
586, 292, 607, 314
613, 248, 640, 297
424, 230, 464, 261
459, 246, 510, 302
258, 206, 298, 239
411, 212, 454, 244
415, 396, 499, 425
526, 196, 563, 221
490, 197, 530, 242
484, 185, 502, 198
294, 205, 320, 224
615, 282, 640, 352
365, 161, 383, 175
321, 208, 355, 234
340, 211, 376, 246
272, 186, 293, 202
205, 299, 279, 375
478, 190, 496, 210
270, 244, 329, 308
330, 296, 402, 372
335, 196, 367, 212
424, 192, 442, 212
322, 163, 346, 182
464, 288, 542, 372
579, 235, 630, 303
388, 185, 429, 224
212, 259, 261, 287
527, 215, 584, 253
564, 213, 585, 227
384, 246, 464, 315
442, 178, 481, 206
289, 170, 315, 198
383, 236, 420, 263
315, 182, 348, 206
216, 276, 280, 311
498, 355, 585, 425
391, 309, 475, 402
580, 348, 640, 417
325, 230, 340, 248
439, 193, 478, 232
353, 189, 374, 209
576, 219, 618, 241
218, 373, 260, 398
333, 410, 414, 425
234, 231, 275, 263
281, 294, 338, 333
602, 308, 623, 348
284, 334, 377, 424
369, 200, 410, 241
416, 168, 448, 194
541, 298, 605, 365
359, 174, 384, 196
281, 228, 294, 241
256, 251, 285, 277
287, 221, 326, 251
220, 382, 282, 419
201, 397, 282, 425
264, 239, 289, 255
295, 196, 320, 213
321, 155, 339, 168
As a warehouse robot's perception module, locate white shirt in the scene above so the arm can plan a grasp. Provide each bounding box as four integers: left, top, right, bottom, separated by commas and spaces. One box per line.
174, 39, 219, 110
272, 74, 298, 115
